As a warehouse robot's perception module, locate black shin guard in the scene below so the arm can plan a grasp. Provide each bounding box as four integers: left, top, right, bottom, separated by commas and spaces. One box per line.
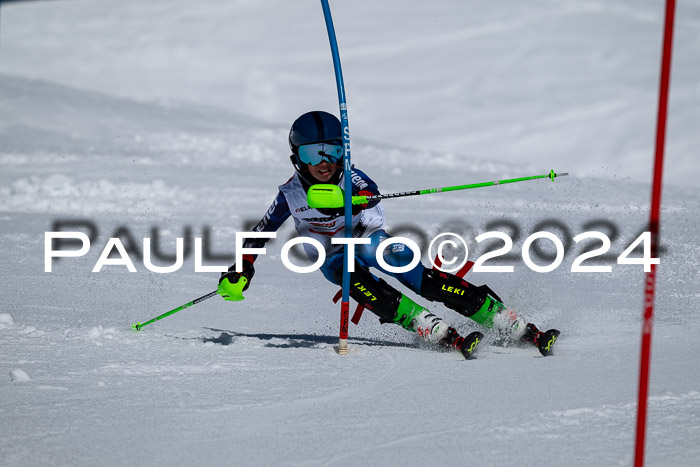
419, 269, 500, 318
347, 265, 402, 323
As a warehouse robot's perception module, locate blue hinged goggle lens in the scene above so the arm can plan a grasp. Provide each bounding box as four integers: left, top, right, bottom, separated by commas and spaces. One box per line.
298, 142, 343, 166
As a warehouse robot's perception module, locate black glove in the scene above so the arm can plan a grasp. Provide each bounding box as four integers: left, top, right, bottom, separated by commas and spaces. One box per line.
219, 260, 255, 292
317, 205, 364, 217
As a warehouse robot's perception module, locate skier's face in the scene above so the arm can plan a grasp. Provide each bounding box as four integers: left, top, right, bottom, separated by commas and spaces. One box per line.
307, 160, 338, 183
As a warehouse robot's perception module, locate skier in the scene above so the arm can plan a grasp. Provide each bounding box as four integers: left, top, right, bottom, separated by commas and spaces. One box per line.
217, 111, 559, 358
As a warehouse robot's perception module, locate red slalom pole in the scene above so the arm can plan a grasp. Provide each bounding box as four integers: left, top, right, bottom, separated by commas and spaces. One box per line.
634, 1, 676, 465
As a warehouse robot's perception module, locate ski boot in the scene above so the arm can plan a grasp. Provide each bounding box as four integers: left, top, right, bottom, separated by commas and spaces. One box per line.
522, 323, 560, 357
420, 268, 517, 335
395, 296, 483, 360
345, 265, 483, 359
420, 268, 556, 354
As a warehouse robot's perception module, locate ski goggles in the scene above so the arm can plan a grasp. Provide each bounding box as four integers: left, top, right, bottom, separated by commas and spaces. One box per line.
297, 142, 344, 166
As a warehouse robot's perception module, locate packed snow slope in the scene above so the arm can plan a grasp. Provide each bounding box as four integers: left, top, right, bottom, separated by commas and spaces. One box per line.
1, 1, 700, 466
1, 0, 699, 186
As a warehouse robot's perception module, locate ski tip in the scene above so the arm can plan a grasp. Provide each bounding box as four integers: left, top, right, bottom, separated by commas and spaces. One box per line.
460, 331, 484, 360
131, 322, 142, 332
537, 329, 560, 356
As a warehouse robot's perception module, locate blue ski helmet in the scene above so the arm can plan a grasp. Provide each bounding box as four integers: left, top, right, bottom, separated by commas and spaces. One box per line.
289, 111, 343, 176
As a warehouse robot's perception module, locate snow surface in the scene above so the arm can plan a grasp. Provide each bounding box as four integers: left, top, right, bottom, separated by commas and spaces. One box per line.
1, 1, 699, 466
9, 368, 31, 383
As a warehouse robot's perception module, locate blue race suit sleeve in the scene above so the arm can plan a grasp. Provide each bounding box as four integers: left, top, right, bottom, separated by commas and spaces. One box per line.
350, 167, 381, 210
241, 191, 291, 263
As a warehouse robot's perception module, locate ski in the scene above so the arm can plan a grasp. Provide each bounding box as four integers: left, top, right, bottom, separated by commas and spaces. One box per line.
536, 329, 561, 357
459, 331, 484, 360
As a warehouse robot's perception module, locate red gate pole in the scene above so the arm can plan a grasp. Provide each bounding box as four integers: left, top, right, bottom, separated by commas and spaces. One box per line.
634, 1, 676, 465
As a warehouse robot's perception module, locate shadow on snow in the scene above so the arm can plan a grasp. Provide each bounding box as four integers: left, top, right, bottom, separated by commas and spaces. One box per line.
200, 327, 415, 350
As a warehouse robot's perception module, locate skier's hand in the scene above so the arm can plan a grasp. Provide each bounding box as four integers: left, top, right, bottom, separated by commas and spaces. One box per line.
218, 260, 255, 301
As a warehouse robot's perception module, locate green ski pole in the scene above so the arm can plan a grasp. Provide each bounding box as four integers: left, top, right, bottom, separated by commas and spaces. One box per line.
132, 273, 249, 331
131, 291, 218, 331
308, 169, 569, 209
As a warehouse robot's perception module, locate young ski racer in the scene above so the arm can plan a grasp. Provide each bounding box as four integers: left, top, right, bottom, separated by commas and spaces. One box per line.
217, 111, 559, 359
